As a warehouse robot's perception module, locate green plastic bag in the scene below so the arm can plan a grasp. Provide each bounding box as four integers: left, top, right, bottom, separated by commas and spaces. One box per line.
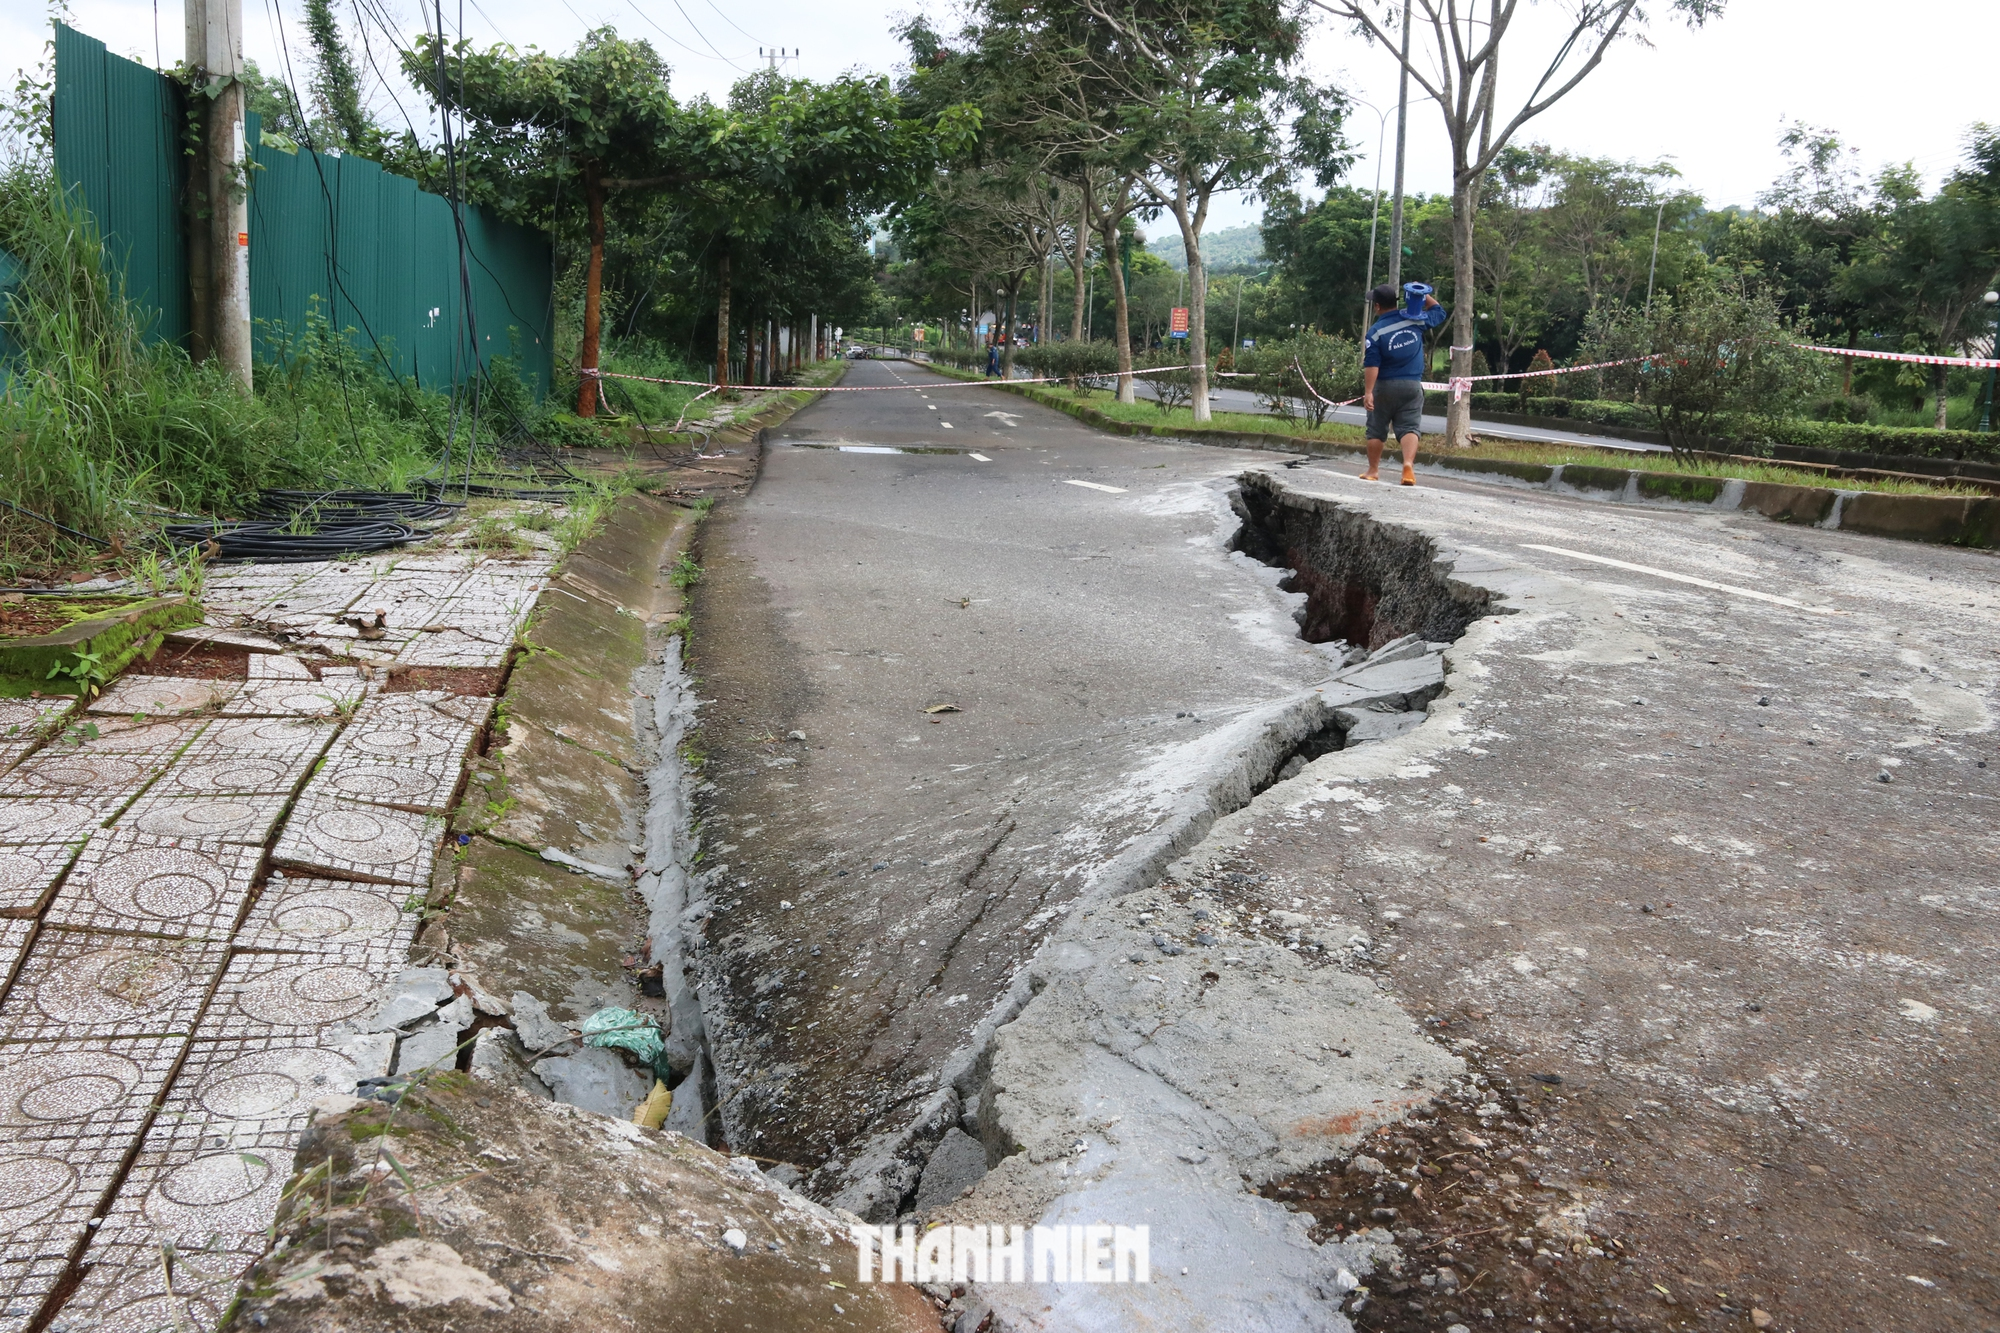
581, 1007, 668, 1077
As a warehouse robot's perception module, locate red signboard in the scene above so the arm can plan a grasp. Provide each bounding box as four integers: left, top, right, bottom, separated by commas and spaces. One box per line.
1170, 307, 1189, 335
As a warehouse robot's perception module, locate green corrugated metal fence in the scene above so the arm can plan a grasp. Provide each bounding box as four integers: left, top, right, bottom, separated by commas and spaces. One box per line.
52, 23, 553, 396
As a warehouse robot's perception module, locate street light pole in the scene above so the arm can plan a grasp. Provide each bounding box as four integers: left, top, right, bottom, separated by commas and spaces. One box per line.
1387, 0, 1412, 291
1980, 290, 1999, 433
1644, 197, 1667, 319
1350, 98, 1390, 329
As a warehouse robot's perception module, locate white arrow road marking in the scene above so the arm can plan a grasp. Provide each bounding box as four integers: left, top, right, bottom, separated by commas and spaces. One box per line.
1520, 544, 1835, 612
970, 453, 992, 462
984, 411, 1022, 426
1064, 479, 1127, 493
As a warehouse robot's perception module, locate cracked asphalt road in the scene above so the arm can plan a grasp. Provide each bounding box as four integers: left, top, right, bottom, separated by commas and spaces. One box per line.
685, 359, 1334, 1183
1192, 466, 2000, 1332
688, 357, 1999, 1331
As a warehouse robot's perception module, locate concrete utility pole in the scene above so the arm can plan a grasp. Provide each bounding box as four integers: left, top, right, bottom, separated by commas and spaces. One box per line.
185, 0, 252, 388
1386, 0, 1411, 291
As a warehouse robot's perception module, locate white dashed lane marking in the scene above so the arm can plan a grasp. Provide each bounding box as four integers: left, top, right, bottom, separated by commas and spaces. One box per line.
1520, 544, 1835, 613
1064, 480, 1127, 494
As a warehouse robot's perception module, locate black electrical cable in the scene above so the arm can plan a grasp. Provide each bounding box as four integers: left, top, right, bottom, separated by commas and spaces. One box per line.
162, 517, 434, 562
0, 496, 112, 548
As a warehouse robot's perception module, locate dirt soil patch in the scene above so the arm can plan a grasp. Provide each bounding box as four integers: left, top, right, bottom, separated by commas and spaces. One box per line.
383, 664, 505, 696
0, 594, 142, 639
135, 642, 254, 678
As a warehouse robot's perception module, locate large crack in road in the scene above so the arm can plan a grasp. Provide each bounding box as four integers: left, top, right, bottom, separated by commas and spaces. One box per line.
684, 358, 1999, 1332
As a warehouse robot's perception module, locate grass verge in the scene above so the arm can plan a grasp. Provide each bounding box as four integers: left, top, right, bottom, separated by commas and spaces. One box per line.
922, 362, 1984, 499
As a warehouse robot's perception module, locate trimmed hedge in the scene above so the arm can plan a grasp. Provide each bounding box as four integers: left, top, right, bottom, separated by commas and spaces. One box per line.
1428, 392, 2000, 463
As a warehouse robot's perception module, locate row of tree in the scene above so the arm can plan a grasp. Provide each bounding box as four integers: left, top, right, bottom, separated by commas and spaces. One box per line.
244, 4, 971, 415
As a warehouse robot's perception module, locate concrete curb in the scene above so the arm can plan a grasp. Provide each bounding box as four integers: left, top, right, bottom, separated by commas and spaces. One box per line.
925, 365, 2000, 550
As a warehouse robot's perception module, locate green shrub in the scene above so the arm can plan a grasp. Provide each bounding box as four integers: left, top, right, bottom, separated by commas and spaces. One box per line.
1018, 340, 1119, 394
1234, 332, 1360, 428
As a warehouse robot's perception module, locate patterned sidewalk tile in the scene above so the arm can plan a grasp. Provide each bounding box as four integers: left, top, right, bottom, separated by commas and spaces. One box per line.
0, 698, 72, 741
43, 835, 261, 940
1, 1251, 70, 1333
85, 677, 239, 720
150, 744, 319, 798
323, 691, 484, 769
0, 717, 202, 801
0, 1034, 180, 1157
0, 841, 86, 918
396, 628, 515, 668
0, 798, 116, 846
235, 873, 419, 960
309, 753, 461, 814
272, 796, 440, 887
0, 920, 34, 995
216, 678, 366, 719
0, 1038, 183, 1329
0, 931, 226, 1043
63, 719, 207, 755
113, 791, 290, 847
179, 716, 335, 760
244, 654, 313, 681
41, 1240, 259, 1333
149, 1036, 359, 1149
94, 1147, 289, 1261
0, 700, 72, 780
199, 951, 382, 1042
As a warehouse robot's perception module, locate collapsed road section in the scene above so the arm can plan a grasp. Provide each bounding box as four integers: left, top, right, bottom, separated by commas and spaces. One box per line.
676, 370, 1527, 1325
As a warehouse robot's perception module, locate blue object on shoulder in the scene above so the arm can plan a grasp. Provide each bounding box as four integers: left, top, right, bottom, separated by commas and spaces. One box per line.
1402, 282, 1434, 317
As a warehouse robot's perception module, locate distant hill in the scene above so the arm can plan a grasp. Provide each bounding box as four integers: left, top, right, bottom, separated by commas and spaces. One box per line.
1144, 223, 1265, 274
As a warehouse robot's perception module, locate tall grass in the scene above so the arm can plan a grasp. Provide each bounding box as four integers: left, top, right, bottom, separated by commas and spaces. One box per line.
0, 170, 544, 576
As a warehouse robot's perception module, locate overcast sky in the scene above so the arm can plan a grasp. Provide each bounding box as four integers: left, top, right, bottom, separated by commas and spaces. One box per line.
8, 0, 1995, 244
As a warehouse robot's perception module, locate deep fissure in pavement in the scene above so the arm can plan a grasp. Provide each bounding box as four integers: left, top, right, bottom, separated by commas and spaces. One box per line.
1230, 470, 1495, 649
826, 477, 1505, 1220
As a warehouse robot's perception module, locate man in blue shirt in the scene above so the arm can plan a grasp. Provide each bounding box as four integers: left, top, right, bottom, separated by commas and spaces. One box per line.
1361, 283, 1447, 485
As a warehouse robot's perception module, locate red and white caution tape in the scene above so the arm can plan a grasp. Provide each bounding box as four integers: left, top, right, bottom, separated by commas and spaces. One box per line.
1789, 342, 2000, 370
580, 364, 1192, 393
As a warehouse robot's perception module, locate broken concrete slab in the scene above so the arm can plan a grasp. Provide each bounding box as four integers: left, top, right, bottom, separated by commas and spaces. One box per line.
1334, 707, 1429, 745
1325, 652, 1447, 710
912, 1126, 987, 1215
510, 991, 577, 1058
445, 838, 644, 1032
226, 1082, 944, 1333
532, 1045, 649, 1117
468, 1027, 552, 1099
393, 1020, 466, 1075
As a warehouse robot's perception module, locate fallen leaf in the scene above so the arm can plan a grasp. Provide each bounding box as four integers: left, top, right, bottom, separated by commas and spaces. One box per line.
924, 704, 961, 714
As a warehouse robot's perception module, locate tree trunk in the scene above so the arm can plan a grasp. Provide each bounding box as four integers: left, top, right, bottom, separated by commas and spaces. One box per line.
1070, 201, 1088, 342
1101, 221, 1135, 403
1935, 363, 1950, 430
1446, 175, 1478, 447
1186, 238, 1210, 424
714, 252, 731, 391
576, 160, 606, 417
1003, 282, 1019, 379
1039, 253, 1052, 345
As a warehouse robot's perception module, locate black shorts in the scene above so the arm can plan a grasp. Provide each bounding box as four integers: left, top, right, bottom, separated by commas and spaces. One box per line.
1366, 378, 1424, 440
